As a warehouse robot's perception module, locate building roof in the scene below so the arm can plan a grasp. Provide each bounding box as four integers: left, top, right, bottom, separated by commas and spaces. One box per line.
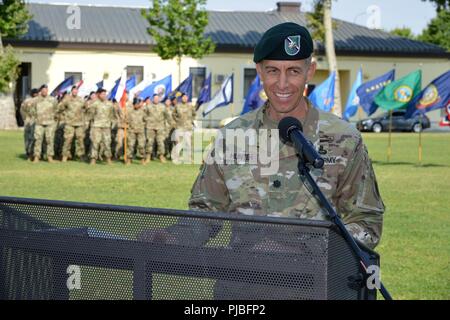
6, 2, 449, 58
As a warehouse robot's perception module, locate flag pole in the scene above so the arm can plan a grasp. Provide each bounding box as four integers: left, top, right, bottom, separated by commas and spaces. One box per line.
418, 63, 423, 166
124, 100, 128, 164
418, 113, 423, 166
387, 109, 393, 163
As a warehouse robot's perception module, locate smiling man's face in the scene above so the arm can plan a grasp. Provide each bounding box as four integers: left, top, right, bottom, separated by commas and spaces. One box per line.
256, 58, 316, 117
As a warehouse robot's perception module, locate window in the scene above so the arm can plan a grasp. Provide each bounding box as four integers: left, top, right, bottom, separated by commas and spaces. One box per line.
127, 66, 144, 84
64, 72, 82, 83
243, 68, 257, 98
190, 67, 206, 99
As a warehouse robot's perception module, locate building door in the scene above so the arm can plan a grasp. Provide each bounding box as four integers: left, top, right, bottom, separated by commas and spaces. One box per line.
14, 62, 32, 127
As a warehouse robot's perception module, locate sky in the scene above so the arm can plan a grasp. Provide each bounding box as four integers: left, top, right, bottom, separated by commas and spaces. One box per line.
29, 0, 438, 35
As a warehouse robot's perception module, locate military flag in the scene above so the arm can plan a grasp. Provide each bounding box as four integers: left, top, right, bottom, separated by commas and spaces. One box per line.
309, 71, 335, 112
357, 69, 395, 116
405, 70, 450, 118
139, 75, 172, 101
170, 74, 193, 101
195, 73, 212, 110
241, 74, 267, 115
375, 70, 422, 111
202, 74, 234, 117
343, 68, 363, 121
51, 76, 75, 97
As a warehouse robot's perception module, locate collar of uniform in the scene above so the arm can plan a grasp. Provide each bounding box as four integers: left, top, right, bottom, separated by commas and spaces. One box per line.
257, 98, 320, 159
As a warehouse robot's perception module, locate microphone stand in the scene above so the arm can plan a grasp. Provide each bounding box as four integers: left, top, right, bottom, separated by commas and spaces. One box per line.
296, 157, 393, 300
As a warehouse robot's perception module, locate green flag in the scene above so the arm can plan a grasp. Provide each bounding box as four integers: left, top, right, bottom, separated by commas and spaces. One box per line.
374, 70, 422, 111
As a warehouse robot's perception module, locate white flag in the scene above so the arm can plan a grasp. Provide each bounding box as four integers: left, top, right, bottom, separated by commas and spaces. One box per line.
202, 74, 234, 117
114, 69, 128, 102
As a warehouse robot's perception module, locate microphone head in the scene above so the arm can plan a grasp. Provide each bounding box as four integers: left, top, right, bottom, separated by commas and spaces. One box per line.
278, 117, 303, 142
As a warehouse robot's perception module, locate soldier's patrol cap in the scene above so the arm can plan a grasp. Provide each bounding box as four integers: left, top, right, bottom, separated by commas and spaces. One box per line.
30, 88, 39, 95
39, 84, 48, 91
133, 97, 144, 105
253, 22, 314, 63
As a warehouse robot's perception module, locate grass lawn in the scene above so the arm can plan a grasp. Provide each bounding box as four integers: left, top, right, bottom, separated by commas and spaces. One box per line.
0, 130, 449, 300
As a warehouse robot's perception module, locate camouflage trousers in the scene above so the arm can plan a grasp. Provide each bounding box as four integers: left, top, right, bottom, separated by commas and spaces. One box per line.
33, 123, 56, 158
63, 125, 86, 158
127, 130, 146, 159
146, 129, 166, 157
90, 127, 112, 160
23, 122, 35, 158
115, 127, 125, 159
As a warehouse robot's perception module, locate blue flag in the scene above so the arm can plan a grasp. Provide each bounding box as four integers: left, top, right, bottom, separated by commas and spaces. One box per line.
343, 68, 363, 121
196, 73, 212, 109
108, 76, 136, 101
405, 70, 450, 119
357, 69, 395, 116
126, 75, 137, 92
309, 72, 335, 112
51, 76, 75, 97
241, 74, 267, 115
108, 77, 121, 100
139, 75, 172, 101
202, 74, 234, 117
170, 74, 193, 101
96, 80, 104, 90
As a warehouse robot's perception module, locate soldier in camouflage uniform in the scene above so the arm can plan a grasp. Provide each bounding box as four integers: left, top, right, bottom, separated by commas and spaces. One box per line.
30, 85, 59, 163
124, 98, 146, 165
163, 97, 176, 160
20, 88, 39, 161
189, 22, 384, 249
83, 91, 97, 156
172, 93, 196, 159
88, 89, 116, 165
139, 23, 385, 299
59, 86, 87, 162
144, 94, 171, 164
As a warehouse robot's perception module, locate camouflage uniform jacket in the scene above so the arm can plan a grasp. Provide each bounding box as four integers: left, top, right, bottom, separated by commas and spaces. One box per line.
115, 101, 132, 129
189, 99, 385, 249
20, 97, 35, 125
126, 106, 146, 132
89, 100, 116, 128
173, 103, 196, 131
144, 103, 170, 131
58, 95, 86, 127
30, 95, 58, 126
165, 105, 176, 131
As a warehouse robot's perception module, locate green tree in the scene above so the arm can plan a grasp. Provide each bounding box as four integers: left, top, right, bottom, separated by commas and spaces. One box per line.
142, 0, 215, 85
0, 0, 32, 129
389, 27, 417, 40
306, 0, 342, 117
419, 9, 450, 50
422, 0, 450, 12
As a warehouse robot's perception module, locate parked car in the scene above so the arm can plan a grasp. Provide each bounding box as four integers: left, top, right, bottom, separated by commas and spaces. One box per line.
356, 110, 430, 133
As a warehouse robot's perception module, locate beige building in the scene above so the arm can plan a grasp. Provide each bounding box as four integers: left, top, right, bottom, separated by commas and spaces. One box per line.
5, 2, 450, 127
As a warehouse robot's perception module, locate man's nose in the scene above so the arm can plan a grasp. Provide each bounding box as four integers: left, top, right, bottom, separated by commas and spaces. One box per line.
277, 71, 289, 91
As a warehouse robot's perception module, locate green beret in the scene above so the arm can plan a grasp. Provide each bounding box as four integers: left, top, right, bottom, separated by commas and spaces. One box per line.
253, 22, 314, 63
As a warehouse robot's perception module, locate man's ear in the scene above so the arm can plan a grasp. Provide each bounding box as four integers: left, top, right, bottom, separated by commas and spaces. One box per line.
256, 62, 263, 79
306, 60, 317, 83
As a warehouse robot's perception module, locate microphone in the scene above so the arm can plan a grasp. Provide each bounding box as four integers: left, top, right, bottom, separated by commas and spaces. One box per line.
278, 117, 324, 169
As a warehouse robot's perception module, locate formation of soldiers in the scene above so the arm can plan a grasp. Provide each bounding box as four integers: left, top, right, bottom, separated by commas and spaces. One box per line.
20, 85, 196, 165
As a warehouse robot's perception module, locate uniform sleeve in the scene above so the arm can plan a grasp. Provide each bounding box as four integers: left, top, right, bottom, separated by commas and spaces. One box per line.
188, 148, 231, 212
20, 102, 27, 121
334, 135, 385, 249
